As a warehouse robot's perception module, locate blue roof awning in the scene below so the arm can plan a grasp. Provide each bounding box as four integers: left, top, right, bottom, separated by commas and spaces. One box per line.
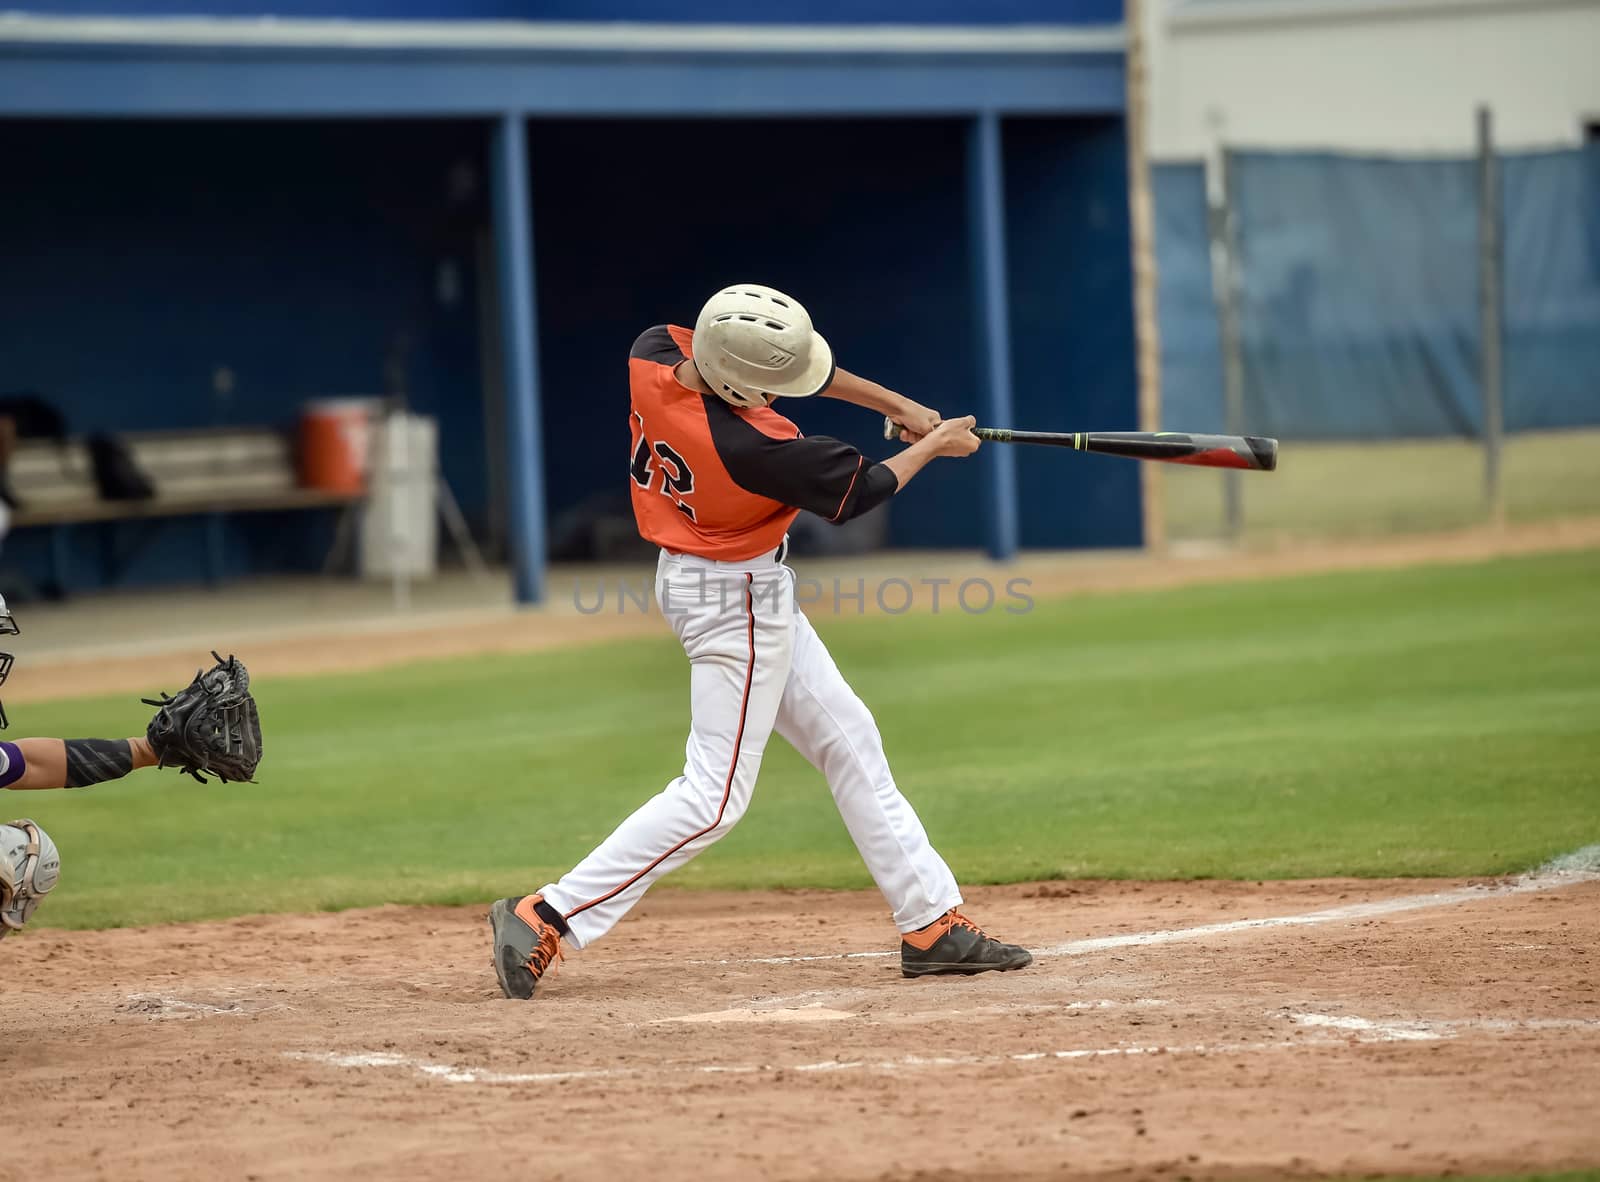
0, 17, 1127, 117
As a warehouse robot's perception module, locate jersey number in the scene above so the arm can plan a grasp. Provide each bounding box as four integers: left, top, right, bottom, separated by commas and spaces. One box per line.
630, 412, 697, 521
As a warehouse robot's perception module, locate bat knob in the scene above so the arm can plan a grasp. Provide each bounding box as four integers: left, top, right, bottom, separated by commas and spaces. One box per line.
883, 417, 902, 441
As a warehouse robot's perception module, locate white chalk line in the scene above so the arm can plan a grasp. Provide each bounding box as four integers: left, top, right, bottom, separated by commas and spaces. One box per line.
699, 844, 1600, 968
124, 994, 247, 1017
728, 986, 1170, 1015
285, 1010, 1600, 1088
1289, 1012, 1600, 1040
285, 1037, 1298, 1088
655, 1003, 855, 1025
121, 989, 290, 1019
1291, 1012, 1441, 1042
652, 996, 1169, 1026
283, 1051, 623, 1085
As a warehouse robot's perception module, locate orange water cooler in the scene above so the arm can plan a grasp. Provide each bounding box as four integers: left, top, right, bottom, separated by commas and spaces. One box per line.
298, 399, 379, 494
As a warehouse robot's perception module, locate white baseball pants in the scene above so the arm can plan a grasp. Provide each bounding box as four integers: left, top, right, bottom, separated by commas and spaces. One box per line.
541, 546, 963, 950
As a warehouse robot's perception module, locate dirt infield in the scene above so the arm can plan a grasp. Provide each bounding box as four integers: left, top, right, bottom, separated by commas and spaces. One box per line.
11, 871, 1599, 1181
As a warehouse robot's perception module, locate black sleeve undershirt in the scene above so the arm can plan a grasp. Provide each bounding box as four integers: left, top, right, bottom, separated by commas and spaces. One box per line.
704, 398, 899, 523
630, 325, 685, 366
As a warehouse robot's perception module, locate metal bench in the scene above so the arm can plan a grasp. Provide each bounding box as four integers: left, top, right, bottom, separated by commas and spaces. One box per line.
9, 427, 361, 590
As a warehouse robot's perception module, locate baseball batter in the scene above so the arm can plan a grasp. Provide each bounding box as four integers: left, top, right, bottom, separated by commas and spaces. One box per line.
490, 284, 1031, 998
0, 595, 263, 938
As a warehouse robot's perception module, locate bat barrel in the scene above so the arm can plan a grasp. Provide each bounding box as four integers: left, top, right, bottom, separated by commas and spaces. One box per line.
1084, 432, 1277, 471
1247, 436, 1278, 472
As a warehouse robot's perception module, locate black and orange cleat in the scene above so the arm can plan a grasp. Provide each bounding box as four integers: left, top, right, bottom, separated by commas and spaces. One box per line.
488, 894, 565, 999
900, 909, 1032, 978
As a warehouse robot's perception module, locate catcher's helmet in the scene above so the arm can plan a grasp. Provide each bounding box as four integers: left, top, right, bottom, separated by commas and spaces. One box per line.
0, 593, 17, 730
692, 284, 835, 410
0, 819, 59, 934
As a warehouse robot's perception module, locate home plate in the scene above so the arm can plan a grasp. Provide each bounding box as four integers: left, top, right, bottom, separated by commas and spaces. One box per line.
655, 1004, 855, 1025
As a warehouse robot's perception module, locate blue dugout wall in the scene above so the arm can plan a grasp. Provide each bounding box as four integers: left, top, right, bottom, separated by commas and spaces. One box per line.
0, 5, 1137, 598
0, 121, 490, 513
0, 120, 492, 589
530, 118, 976, 551
1006, 117, 1138, 549
532, 116, 1133, 552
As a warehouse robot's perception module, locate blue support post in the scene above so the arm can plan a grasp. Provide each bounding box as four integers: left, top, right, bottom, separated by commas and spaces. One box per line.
967, 111, 1019, 561
491, 111, 547, 605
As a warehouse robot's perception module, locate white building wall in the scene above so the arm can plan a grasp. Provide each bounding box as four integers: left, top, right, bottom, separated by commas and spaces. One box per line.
1146, 0, 1600, 159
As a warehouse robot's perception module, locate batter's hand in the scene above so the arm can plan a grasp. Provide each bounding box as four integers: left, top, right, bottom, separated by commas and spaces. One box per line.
889, 400, 942, 444
927, 416, 981, 457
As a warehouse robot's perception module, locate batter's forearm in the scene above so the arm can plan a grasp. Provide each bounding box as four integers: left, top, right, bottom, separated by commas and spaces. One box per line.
2, 737, 157, 790
822, 368, 910, 418
879, 435, 943, 493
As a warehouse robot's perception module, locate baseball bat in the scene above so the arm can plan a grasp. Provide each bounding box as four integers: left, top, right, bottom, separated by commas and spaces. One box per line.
882, 419, 1278, 472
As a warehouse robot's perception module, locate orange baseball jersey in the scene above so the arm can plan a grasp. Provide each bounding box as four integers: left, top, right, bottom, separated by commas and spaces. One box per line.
628, 325, 899, 560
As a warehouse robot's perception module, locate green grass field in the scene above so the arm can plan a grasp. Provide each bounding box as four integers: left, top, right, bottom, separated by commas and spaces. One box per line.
1165, 428, 1600, 541
18, 548, 1600, 930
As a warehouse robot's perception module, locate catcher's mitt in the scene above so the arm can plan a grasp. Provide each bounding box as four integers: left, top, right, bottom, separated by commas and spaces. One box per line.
143, 652, 263, 784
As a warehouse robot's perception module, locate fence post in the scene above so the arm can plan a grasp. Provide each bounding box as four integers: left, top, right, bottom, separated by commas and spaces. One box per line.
491, 111, 548, 604
967, 111, 1020, 562
1124, 0, 1166, 554
1476, 105, 1506, 526
1207, 148, 1246, 541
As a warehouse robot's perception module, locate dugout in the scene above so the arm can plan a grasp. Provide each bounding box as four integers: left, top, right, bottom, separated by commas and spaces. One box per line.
0, 5, 1138, 602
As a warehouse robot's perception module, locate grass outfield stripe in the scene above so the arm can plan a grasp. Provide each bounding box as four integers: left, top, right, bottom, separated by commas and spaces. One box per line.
16, 549, 1600, 930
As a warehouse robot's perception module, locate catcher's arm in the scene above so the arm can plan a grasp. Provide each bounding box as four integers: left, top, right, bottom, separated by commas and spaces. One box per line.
0, 737, 157, 791
0, 653, 262, 789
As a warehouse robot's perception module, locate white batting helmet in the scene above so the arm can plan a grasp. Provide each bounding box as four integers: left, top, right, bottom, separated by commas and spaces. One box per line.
0, 819, 59, 935
692, 284, 835, 409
